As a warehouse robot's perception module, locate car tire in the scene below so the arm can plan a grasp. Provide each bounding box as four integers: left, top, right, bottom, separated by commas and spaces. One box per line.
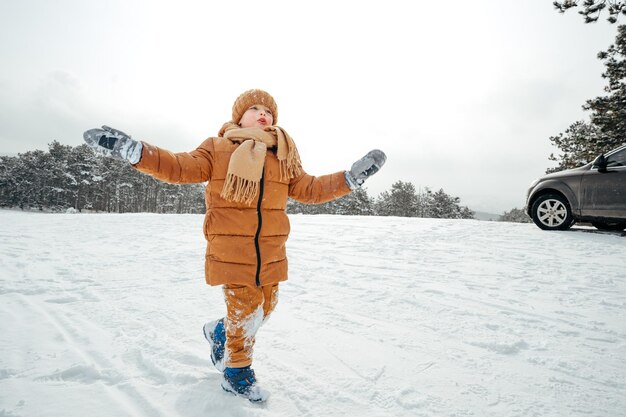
531, 193, 574, 231
591, 221, 626, 232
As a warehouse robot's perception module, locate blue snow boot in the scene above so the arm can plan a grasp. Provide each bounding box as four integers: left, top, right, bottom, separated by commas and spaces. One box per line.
203, 319, 225, 372
221, 366, 269, 403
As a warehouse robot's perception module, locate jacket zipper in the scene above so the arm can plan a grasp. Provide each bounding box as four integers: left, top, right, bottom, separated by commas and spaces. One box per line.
254, 170, 265, 287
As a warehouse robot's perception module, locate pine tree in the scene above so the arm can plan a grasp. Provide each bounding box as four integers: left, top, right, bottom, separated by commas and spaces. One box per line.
499, 208, 532, 223
0, 156, 19, 208
334, 188, 374, 215
286, 198, 306, 214
15, 150, 48, 210
417, 187, 434, 218
46, 141, 74, 210
67, 144, 100, 211
548, 25, 626, 172
376, 181, 419, 217
374, 191, 392, 216
584, 25, 626, 146
554, 1, 626, 24
429, 188, 475, 219
547, 121, 602, 172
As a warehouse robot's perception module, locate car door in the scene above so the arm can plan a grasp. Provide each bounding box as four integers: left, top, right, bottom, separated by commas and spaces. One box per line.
580, 147, 626, 218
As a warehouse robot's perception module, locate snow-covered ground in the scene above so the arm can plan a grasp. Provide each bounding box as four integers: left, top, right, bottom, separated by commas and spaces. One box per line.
0, 211, 625, 417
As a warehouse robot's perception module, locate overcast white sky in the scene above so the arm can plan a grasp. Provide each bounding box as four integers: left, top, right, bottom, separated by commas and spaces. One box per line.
0, 0, 620, 213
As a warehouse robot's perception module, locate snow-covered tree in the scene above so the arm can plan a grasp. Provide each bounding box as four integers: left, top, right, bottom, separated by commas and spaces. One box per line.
334, 188, 374, 215
287, 188, 374, 216
0, 142, 206, 213
376, 181, 419, 217
499, 208, 531, 223
0, 156, 19, 208
428, 188, 474, 219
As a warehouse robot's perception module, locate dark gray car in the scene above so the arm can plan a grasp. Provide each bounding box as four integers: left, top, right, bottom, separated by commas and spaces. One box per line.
526, 144, 626, 231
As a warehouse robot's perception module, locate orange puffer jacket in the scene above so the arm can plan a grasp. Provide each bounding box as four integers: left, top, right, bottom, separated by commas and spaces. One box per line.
133, 137, 351, 287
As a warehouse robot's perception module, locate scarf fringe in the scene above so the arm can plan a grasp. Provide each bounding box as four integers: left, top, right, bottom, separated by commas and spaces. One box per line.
279, 159, 303, 181
219, 122, 302, 204
220, 173, 260, 205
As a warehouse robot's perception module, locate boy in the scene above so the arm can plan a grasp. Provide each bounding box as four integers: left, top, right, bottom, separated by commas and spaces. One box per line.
83, 89, 385, 402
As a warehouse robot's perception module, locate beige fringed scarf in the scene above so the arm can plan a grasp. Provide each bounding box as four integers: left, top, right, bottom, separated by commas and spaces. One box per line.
218, 122, 303, 205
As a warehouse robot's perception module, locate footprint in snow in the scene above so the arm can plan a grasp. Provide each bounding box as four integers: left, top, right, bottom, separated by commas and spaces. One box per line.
396, 388, 425, 409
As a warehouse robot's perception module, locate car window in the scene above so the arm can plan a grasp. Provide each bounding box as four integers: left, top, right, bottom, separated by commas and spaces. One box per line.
606, 148, 626, 168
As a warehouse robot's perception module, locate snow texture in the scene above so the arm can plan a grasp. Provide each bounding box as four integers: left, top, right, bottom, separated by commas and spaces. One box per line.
0, 211, 625, 417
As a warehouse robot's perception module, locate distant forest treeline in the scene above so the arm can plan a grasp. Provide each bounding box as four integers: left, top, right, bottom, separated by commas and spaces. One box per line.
0, 142, 205, 213
1, 142, 476, 219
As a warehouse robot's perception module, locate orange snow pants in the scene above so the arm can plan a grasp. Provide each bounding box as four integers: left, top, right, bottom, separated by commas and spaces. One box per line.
223, 283, 279, 368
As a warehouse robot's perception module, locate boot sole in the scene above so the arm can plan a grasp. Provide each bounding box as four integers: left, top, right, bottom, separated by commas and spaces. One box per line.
203, 320, 225, 372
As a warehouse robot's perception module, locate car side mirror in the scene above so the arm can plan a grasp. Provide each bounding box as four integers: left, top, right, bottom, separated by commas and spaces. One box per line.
592, 154, 607, 172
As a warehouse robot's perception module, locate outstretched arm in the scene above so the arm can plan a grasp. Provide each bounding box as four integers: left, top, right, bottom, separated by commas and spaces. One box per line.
83, 125, 213, 184
288, 149, 386, 204
288, 170, 352, 204
134, 140, 214, 184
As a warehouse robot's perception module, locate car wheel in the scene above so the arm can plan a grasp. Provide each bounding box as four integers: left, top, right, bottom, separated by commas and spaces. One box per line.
531, 194, 574, 231
591, 221, 626, 232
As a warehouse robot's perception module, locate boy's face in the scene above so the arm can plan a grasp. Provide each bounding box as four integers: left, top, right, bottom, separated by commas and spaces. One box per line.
238, 104, 274, 128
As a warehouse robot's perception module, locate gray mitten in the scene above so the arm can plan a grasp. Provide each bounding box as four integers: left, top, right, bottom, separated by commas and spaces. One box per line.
83, 125, 143, 164
345, 149, 387, 190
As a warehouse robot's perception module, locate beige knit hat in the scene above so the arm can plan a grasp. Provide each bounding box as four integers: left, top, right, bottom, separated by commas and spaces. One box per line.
232, 89, 278, 125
